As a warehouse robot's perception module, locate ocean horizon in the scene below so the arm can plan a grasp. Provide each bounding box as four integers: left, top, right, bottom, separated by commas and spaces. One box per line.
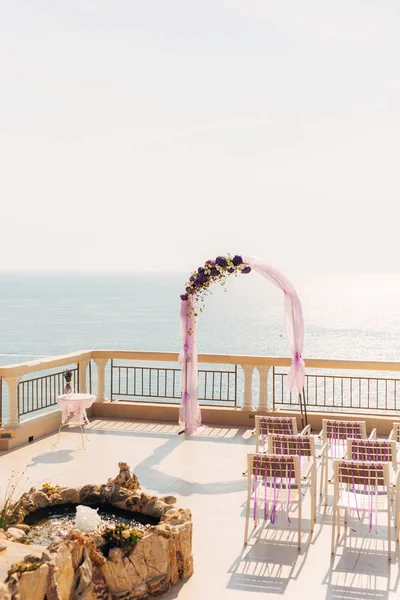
0, 269, 400, 420
0, 270, 399, 366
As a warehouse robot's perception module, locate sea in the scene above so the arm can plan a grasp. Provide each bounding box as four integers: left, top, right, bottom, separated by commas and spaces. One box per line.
0, 271, 400, 416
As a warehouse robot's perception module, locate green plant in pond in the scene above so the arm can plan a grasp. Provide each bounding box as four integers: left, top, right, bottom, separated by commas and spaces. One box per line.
7, 559, 43, 579
41, 482, 60, 496
102, 522, 143, 549
0, 468, 28, 530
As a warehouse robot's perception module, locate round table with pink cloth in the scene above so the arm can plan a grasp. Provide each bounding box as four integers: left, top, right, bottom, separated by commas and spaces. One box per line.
57, 393, 96, 425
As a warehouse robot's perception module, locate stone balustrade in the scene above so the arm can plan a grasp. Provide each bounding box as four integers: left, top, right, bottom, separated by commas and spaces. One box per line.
1, 349, 400, 438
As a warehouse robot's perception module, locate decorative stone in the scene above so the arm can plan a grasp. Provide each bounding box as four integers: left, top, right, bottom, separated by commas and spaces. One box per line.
132, 583, 148, 598
11, 524, 30, 533
74, 547, 93, 598
6, 528, 26, 542
79, 485, 103, 505
147, 573, 170, 595
49, 493, 63, 506
30, 491, 50, 509
109, 487, 132, 505
13, 563, 49, 600
143, 499, 168, 518
59, 487, 80, 504
0, 583, 11, 600
161, 495, 176, 505
51, 543, 74, 600
139, 492, 153, 512
1, 464, 193, 599
124, 494, 141, 511
107, 462, 140, 492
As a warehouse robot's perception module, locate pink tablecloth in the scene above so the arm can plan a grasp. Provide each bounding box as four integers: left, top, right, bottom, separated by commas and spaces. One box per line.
57, 393, 96, 425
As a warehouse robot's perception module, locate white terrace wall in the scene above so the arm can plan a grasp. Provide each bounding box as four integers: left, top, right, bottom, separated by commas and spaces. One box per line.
1, 350, 400, 449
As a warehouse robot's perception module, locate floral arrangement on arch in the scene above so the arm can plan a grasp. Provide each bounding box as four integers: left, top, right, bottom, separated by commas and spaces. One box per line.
180, 254, 251, 315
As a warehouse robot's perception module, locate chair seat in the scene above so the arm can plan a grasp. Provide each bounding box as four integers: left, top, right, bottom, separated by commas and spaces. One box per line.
337, 490, 389, 512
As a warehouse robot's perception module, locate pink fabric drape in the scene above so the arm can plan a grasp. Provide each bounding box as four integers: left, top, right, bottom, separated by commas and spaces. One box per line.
178, 256, 305, 434
243, 256, 305, 394
178, 295, 201, 433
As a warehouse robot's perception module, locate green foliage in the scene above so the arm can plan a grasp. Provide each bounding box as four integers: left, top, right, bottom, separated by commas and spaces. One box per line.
102, 522, 143, 549
182, 254, 250, 329
7, 560, 43, 578
0, 468, 27, 530
41, 482, 60, 496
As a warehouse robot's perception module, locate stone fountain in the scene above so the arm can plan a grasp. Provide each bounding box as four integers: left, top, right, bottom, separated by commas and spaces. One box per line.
0, 463, 193, 599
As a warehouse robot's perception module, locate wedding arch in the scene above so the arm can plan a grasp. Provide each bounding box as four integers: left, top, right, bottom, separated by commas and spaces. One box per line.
178, 254, 305, 434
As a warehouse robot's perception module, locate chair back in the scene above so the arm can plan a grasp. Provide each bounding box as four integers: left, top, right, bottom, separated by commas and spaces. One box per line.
322, 419, 367, 458
247, 453, 301, 523
331, 460, 393, 556
334, 459, 388, 488
267, 434, 316, 479
323, 419, 367, 441
255, 415, 298, 452
347, 438, 397, 470
245, 453, 305, 547
248, 453, 300, 478
391, 423, 400, 444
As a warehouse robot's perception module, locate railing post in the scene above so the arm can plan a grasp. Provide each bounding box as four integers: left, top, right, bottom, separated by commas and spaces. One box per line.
257, 366, 270, 410
4, 377, 21, 427
241, 365, 255, 410
78, 360, 90, 394
94, 359, 108, 402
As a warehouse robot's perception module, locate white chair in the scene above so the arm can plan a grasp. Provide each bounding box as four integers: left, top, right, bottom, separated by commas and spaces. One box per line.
267, 433, 317, 524
244, 453, 313, 550
319, 419, 376, 505
346, 438, 397, 470
346, 437, 399, 530
331, 459, 399, 560
255, 415, 311, 453
389, 422, 400, 445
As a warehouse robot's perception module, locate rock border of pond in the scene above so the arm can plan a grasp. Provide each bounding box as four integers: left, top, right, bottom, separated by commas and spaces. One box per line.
0, 463, 193, 600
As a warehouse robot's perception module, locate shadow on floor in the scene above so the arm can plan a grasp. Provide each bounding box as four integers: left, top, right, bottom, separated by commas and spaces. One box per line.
29, 449, 75, 465
227, 525, 310, 594
323, 542, 400, 600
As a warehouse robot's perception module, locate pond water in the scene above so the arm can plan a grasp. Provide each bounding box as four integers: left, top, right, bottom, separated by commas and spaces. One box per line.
24, 503, 158, 547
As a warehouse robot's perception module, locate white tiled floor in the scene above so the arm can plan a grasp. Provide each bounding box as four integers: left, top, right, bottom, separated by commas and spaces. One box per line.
0, 419, 399, 600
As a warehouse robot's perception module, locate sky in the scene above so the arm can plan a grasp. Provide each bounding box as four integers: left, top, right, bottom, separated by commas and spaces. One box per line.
0, 1, 399, 274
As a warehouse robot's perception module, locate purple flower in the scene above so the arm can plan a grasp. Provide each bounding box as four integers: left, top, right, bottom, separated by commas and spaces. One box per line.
215, 256, 227, 267
241, 266, 251, 274
63, 369, 73, 381
186, 286, 192, 293
232, 255, 243, 266
189, 275, 195, 282
198, 272, 208, 284
180, 293, 188, 301
228, 267, 234, 273
198, 267, 205, 274
210, 267, 219, 277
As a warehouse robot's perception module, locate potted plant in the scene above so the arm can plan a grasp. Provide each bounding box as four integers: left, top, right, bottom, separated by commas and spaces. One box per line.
63, 369, 74, 394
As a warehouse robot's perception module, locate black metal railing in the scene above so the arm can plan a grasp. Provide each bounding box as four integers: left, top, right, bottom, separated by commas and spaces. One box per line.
18, 367, 79, 417
273, 367, 400, 414
110, 361, 238, 406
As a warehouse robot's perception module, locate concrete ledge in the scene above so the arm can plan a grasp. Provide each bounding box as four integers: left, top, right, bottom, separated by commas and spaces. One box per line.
2, 402, 398, 451
92, 401, 399, 435
2, 406, 95, 450
92, 401, 258, 427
